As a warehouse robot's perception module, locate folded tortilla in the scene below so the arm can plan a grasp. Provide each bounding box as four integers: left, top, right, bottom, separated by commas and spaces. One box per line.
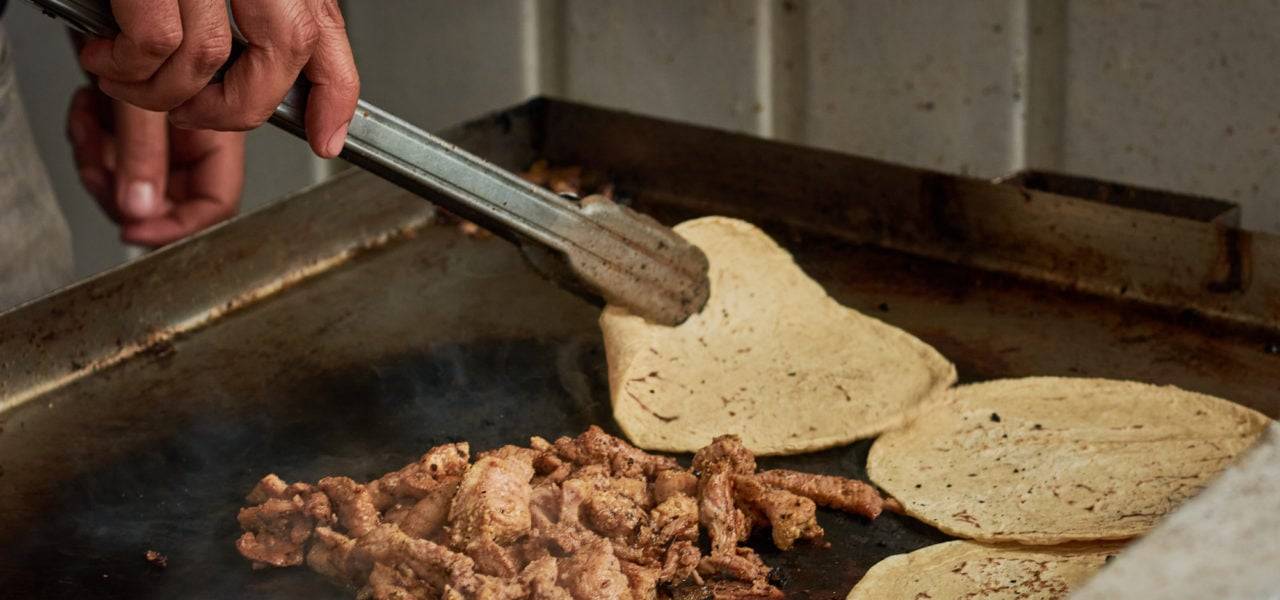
600, 216, 956, 455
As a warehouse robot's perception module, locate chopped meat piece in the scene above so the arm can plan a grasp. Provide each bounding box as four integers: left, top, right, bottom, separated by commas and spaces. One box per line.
246, 474, 290, 503
584, 492, 646, 539
319, 477, 381, 537
480, 444, 541, 463
448, 455, 535, 546
465, 536, 520, 578
619, 560, 661, 600
520, 557, 574, 600
529, 483, 562, 530
237, 495, 318, 567
306, 527, 360, 585
144, 550, 168, 568
237, 429, 883, 599
394, 479, 460, 539
558, 538, 635, 600
552, 426, 679, 479
371, 443, 470, 509
755, 469, 884, 519
533, 451, 573, 484
353, 525, 478, 593
645, 495, 699, 547
697, 471, 749, 555
697, 548, 771, 585
654, 470, 698, 503
692, 436, 755, 476
659, 541, 702, 586
732, 476, 823, 550
364, 561, 435, 600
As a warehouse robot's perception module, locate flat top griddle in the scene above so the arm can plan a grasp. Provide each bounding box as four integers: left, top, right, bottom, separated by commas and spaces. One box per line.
1, 98, 1277, 599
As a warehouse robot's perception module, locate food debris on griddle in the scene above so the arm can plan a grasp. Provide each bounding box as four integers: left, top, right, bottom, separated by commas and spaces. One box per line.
144, 550, 168, 568
235, 426, 884, 599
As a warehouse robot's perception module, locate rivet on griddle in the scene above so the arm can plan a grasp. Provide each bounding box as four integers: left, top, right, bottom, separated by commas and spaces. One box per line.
1265, 342, 1280, 355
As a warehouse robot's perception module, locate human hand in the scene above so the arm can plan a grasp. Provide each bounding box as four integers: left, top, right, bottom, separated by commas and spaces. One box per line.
67, 86, 246, 247
77, 0, 358, 158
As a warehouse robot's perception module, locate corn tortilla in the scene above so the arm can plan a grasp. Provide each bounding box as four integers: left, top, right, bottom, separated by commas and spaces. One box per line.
846, 540, 1123, 600
600, 216, 956, 455
868, 377, 1270, 543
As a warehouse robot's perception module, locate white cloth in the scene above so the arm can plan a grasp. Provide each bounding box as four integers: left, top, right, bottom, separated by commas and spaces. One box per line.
0, 25, 74, 310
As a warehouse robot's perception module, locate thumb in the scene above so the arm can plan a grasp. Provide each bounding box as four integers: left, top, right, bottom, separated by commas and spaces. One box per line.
111, 100, 169, 221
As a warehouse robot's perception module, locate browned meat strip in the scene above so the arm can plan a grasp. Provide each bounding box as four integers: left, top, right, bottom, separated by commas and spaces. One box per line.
653, 470, 697, 504
448, 455, 535, 546
236, 429, 884, 600
353, 524, 482, 594
319, 476, 381, 538
696, 548, 771, 585
698, 470, 749, 555
692, 435, 755, 476
732, 476, 823, 550
755, 469, 884, 519
659, 540, 702, 586
552, 426, 679, 479
306, 527, 360, 585
558, 538, 635, 600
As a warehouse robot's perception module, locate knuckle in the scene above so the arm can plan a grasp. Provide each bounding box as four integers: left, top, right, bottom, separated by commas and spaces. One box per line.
315, 0, 346, 28
190, 30, 232, 75
136, 26, 184, 60
285, 10, 322, 60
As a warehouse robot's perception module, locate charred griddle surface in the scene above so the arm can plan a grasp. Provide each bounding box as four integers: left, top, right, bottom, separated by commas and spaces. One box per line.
0, 340, 946, 599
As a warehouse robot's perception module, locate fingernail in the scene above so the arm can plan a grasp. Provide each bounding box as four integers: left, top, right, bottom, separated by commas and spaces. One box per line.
324, 121, 350, 158
123, 181, 159, 218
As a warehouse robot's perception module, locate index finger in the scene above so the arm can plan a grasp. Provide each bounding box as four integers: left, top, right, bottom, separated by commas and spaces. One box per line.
169, 0, 319, 131
80, 0, 184, 84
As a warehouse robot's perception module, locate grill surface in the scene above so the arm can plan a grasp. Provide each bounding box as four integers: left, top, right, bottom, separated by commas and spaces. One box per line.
1, 98, 1277, 599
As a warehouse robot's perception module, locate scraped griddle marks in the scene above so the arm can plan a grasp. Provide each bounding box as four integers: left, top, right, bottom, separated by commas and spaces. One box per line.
236, 427, 884, 599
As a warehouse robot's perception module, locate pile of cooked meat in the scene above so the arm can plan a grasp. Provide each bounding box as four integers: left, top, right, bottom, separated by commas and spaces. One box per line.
236, 427, 885, 599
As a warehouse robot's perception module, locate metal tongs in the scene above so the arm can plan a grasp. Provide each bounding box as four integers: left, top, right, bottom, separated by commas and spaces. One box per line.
27, 0, 710, 326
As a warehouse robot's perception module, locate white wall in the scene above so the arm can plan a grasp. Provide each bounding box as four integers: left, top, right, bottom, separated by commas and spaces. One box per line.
8, 0, 1279, 280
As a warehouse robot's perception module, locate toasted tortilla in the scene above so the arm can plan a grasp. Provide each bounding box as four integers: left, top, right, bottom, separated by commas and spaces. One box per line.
846, 540, 1123, 600
600, 216, 956, 455
868, 377, 1270, 543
